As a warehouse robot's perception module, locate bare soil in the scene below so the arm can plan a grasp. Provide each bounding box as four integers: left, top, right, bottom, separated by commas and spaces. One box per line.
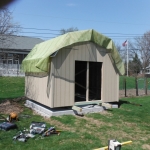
119, 89, 150, 98
0, 97, 27, 115
0, 100, 23, 114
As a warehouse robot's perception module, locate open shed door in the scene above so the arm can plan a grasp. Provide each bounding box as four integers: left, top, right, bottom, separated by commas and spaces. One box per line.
75, 61, 102, 102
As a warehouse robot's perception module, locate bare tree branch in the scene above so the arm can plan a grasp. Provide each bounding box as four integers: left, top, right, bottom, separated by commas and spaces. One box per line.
0, 8, 20, 48
60, 27, 78, 35
134, 31, 150, 73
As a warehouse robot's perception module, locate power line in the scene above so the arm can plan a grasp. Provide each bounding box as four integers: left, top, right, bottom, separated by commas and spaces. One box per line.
0, 26, 61, 31
1, 25, 148, 38
0, 26, 147, 36
20, 31, 60, 35
19, 27, 60, 31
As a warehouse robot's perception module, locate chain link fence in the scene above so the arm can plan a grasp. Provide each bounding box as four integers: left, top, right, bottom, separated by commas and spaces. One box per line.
119, 76, 150, 98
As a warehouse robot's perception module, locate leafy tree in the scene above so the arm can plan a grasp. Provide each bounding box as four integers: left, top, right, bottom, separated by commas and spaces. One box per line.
60, 27, 78, 35
128, 53, 142, 75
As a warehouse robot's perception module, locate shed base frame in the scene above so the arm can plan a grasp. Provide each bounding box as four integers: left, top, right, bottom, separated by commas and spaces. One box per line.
25, 100, 110, 117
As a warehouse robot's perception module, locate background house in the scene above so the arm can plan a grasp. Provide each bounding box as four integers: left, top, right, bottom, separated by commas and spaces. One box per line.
145, 65, 150, 74
23, 29, 125, 108
0, 35, 43, 76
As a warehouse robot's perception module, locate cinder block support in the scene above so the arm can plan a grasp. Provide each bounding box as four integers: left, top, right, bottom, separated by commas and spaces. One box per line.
25, 100, 118, 117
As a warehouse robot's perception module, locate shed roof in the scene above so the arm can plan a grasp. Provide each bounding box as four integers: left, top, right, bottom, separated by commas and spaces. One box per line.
22, 29, 125, 75
0, 35, 44, 50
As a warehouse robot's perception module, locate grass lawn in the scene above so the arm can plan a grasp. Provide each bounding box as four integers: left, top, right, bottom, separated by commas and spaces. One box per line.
0, 77, 150, 149
0, 96, 150, 150
0, 77, 25, 100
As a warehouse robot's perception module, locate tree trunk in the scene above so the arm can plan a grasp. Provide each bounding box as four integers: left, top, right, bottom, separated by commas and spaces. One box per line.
135, 77, 138, 96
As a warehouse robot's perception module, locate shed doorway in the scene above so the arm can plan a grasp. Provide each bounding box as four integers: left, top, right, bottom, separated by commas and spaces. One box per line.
75, 61, 102, 102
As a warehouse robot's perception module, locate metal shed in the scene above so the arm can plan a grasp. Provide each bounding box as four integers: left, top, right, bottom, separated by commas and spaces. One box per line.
23, 29, 125, 108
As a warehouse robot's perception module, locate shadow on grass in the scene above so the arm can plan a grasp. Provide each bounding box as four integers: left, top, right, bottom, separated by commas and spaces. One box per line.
109, 100, 142, 108
118, 100, 142, 107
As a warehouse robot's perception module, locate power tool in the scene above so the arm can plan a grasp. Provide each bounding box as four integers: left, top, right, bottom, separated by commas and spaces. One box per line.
9, 112, 18, 122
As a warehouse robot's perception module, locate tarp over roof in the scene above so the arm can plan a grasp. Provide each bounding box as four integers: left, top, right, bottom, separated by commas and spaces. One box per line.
22, 29, 125, 75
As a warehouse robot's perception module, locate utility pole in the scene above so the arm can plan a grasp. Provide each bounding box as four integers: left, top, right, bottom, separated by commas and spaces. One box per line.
126, 40, 128, 76
122, 40, 128, 76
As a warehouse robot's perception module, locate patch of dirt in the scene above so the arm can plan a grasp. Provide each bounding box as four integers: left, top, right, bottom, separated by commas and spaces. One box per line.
0, 97, 24, 114
44, 117, 75, 132
82, 116, 112, 127
142, 144, 150, 150
119, 89, 150, 98
123, 122, 137, 127
99, 111, 113, 116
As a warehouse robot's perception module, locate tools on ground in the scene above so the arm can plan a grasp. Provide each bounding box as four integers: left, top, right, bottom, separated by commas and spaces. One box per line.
0, 122, 17, 131
42, 127, 61, 137
13, 129, 35, 142
1, 119, 62, 142
108, 139, 121, 150
13, 131, 27, 142
0, 112, 18, 131
93, 139, 132, 150
30, 122, 46, 135
8, 112, 18, 122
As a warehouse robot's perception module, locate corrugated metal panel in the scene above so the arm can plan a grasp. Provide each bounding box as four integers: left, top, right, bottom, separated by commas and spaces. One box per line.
25, 63, 53, 107
52, 42, 119, 107
69, 47, 75, 106
102, 53, 119, 102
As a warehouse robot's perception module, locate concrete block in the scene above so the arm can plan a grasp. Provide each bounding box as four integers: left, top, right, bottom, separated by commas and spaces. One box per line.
25, 100, 117, 117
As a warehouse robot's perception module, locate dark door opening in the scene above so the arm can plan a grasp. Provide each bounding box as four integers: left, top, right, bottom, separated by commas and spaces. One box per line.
75, 61, 102, 102
89, 62, 102, 100
75, 61, 86, 102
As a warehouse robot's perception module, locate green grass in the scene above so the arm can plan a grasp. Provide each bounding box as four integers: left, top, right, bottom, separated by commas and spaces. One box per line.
0, 96, 150, 150
0, 77, 150, 149
0, 77, 25, 100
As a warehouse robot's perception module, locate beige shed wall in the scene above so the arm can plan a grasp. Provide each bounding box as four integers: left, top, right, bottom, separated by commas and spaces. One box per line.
52, 42, 119, 107
25, 42, 119, 108
25, 65, 54, 107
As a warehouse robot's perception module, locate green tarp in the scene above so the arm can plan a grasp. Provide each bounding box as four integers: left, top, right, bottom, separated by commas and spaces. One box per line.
22, 29, 125, 75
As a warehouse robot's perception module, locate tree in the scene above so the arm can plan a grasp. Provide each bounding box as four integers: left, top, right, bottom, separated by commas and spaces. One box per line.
60, 27, 78, 35
0, 8, 20, 49
134, 31, 150, 74
128, 53, 142, 75
115, 41, 135, 75
115, 43, 126, 61
133, 31, 150, 95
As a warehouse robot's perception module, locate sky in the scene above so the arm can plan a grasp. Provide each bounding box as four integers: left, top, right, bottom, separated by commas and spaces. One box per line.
8, 0, 150, 45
